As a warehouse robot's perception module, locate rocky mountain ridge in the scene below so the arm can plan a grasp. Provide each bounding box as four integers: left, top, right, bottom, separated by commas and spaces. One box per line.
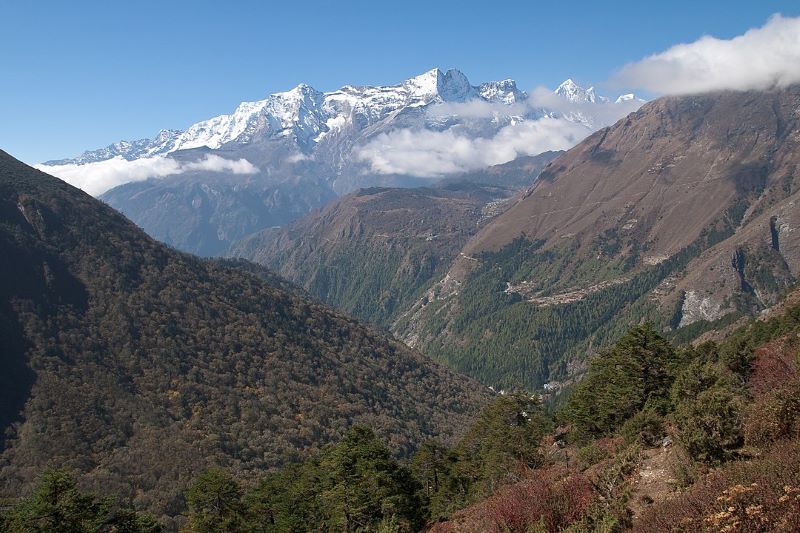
39, 69, 640, 256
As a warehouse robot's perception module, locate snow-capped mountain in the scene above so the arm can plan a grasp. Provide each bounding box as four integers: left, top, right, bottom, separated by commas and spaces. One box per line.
42, 68, 643, 256
554, 79, 608, 104
47, 69, 529, 166
47, 69, 632, 169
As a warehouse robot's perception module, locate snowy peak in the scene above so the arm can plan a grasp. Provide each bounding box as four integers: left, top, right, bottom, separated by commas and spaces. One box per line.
437, 69, 475, 102
479, 79, 526, 104
48, 68, 533, 165
615, 93, 646, 104
555, 78, 599, 103
47, 70, 644, 168
403, 68, 441, 97
555, 78, 639, 105
402, 68, 476, 102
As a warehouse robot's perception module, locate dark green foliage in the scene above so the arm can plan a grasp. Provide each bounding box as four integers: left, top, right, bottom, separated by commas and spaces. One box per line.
1, 469, 161, 533
404, 201, 765, 393
425, 393, 550, 518
672, 386, 744, 463
410, 439, 449, 501
245, 463, 324, 532
411, 229, 715, 391
561, 325, 677, 441
185, 470, 246, 533
189, 427, 424, 532
0, 150, 489, 520
575, 442, 609, 470
620, 409, 665, 446
316, 426, 423, 532
670, 335, 752, 463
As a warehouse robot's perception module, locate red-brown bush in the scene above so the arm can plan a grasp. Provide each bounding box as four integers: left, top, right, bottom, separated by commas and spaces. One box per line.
634, 440, 800, 532
744, 381, 800, 446
429, 466, 596, 533
748, 338, 798, 395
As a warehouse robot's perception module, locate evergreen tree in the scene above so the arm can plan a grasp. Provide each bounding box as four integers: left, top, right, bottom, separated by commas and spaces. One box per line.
185, 469, 246, 533
317, 426, 422, 532
562, 324, 677, 440
2, 469, 161, 533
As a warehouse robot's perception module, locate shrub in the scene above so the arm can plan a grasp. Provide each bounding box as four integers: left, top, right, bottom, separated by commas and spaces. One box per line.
620, 409, 664, 446
744, 381, 800, 446
430, 467, 596, 533
562, 325, 677, 441
673, 386, 743, 463
635, 440, 800, 532
576, 443, 608, 470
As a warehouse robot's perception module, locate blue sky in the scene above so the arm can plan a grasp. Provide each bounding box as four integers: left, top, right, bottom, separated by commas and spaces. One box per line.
2, 0, 798, 163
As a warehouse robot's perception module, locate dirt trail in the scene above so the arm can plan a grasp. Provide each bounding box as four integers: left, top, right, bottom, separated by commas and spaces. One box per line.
629, 446, 680, 520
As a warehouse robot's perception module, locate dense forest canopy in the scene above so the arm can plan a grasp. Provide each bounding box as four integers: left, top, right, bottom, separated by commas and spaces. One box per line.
0, 150, 490, 526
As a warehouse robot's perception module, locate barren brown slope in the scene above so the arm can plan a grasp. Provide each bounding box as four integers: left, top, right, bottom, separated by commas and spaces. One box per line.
465, 86, 800, 260
393, 86, 800, 391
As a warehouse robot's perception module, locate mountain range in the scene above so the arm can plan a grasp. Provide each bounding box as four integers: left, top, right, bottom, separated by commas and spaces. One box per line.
235, 84, 800, 393
231, 152, 561, 328
396, 84, 800, 390
41, 69, 641, 256
5, 64, 800, 532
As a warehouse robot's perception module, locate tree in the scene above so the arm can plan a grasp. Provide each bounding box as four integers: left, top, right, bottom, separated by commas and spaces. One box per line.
411, 439, 448, 499
562, 324, 677, 440
185, 469, 245, 533
317, 426, 422, 532
2, 469, 161, 533
244, 462, 324, 532
427, 392, 550, 518
672, 386, 743, 463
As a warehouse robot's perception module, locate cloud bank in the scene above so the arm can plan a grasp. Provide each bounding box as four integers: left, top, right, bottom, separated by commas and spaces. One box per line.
357, 92, 643, 177
356, 117, 591, 177
612, 14, 800, 94
37, 154, 259, 196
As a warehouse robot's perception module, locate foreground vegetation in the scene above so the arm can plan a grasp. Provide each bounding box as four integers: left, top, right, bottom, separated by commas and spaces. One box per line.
6, 290, 799, 531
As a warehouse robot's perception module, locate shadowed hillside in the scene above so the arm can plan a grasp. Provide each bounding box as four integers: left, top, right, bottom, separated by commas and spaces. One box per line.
0, 150, 490, 524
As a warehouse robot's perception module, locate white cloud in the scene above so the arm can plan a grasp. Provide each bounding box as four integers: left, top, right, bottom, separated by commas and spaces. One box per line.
356, 90, 644, 177
356, 117, 591, 177
285, 152, 310, 163
527, 88, 644, 126
611, 14, 800, 94
428, 99, 530, 120
37, 154, 259, 196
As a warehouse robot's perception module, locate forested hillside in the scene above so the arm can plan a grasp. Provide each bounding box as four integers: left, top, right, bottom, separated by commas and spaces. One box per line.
232, 182, 515, 327
38, 285, 794, 531
0, 150, 490, 526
